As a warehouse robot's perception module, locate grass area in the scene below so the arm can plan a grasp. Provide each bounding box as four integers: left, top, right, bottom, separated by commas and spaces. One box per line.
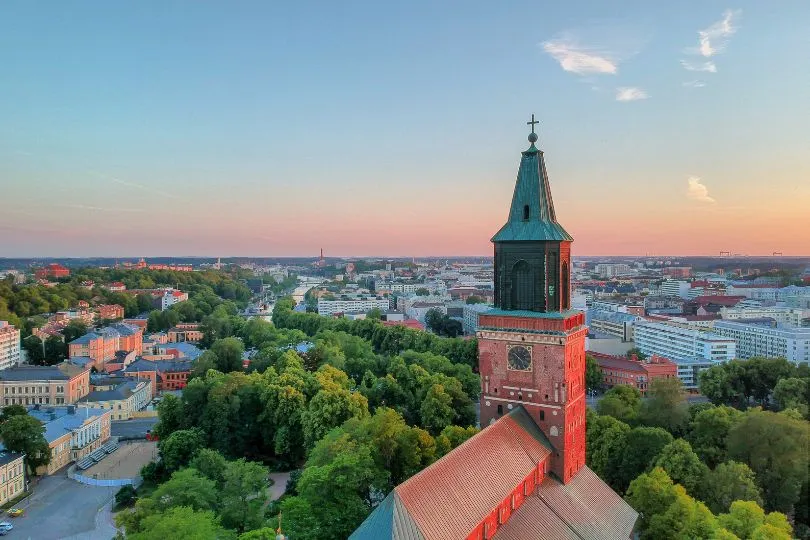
1, 490, 31, 510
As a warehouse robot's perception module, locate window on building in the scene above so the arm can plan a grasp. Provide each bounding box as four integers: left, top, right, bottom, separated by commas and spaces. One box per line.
497, 404, 503, 416
539, 410, 545, 421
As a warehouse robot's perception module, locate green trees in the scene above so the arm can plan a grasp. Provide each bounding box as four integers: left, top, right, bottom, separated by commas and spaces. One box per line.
210, 337, 245, 373
726, 408, 810, 513
699, 357, 805, 409
419, 384, 456, 434
21, 335, 44, 364
686, 404, 743, 467
465, 295, 485, 304
652, 439, 708, 496
150, 468, 218, 511
219, 459, 270, 532
44, 335, 67, 364
596, 385, 641, 425
586, 412, 630, 479
584, 354, 603, 393
700, 461, 763, 514
610, 427, 673, 492
126, 507, 232, 540
0, 413, 50, 473
626, 468, 792, 540
773, 377, 809, 416
62, 319, 88, 342
638, 377, 689, 435
158, 429, 206, 473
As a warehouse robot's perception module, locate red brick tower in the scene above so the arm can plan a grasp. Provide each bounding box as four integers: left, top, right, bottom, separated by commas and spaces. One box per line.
477, 116, 587, 484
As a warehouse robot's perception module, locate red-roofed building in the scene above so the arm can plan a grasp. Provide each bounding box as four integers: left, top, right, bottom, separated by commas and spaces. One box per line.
35, 263, 70, 280
591, 352, 677, 395
106, 282, 126, 292
96, 304, 124, 320
382, 319, 425, 331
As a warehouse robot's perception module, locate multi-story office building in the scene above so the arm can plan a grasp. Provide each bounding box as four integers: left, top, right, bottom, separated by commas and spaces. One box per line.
0, 363, 90, 406
0, 321, 21, 371
317, 296, 390, 316
68, 323, 143, 369
634, 321, 736, 363
713, 320, 810, 364
673, 358, 717, 391
659, 280, 691, 299
720, 307, 810, 327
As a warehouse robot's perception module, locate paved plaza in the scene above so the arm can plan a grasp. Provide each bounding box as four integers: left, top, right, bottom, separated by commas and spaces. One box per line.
82, 441, 157, 481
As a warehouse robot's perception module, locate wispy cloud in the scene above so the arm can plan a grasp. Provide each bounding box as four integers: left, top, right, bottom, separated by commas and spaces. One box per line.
680, 60, 717, 73
57, 203, 146, 213
91, 171, 181, 200
682, 80, 707, 88
542, 37, 618, 75
687, 176, 716, 203
681, 10, 740, 73
615, 87, 648, 102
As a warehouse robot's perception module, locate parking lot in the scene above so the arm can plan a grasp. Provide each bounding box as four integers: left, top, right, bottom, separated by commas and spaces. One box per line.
7, 475, 118, 540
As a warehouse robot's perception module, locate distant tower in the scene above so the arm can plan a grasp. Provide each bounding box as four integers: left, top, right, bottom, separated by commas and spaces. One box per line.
477, 115, 587, 484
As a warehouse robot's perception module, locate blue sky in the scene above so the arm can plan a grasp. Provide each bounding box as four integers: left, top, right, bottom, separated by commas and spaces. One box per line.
1, 1, 809, 257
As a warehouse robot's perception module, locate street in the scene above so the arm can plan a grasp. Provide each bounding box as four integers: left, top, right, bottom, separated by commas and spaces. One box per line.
9, 474, 118, 540
111, 417, 159, 439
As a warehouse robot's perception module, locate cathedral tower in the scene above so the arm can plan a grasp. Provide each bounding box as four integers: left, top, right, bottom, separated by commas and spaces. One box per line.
477, 116, 587, 484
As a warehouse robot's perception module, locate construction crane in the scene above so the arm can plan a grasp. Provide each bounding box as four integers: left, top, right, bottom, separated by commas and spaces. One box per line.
719, 251, 731, 257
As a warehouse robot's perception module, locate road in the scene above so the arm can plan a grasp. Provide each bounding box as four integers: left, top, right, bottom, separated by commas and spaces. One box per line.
111, 417, 159, 439
9, 474, 118, 540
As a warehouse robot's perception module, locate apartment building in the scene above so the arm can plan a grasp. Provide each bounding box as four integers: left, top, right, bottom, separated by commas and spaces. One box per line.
317, 296, 390, 316
720, 306, 810, 327
587, 310, 643, 342
0, 363, 90, 406
68, 323, 143, 369
0, 321, 21, 371
713, 320, 810, 364
121, 358, 194, 397
0, 452, 25, 506
658, 280, 691, 299
167, 323, 204, 343
29, 405, 112, 475
635, 321, 736, 363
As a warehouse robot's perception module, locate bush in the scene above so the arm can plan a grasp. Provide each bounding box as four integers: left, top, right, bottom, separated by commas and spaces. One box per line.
114, 484, 137, 509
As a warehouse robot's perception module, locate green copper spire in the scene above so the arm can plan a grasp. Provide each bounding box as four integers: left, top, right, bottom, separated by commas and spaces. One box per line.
491, 116, 573, 242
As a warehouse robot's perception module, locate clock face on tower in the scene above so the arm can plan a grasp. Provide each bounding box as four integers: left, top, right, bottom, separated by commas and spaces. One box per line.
507, 345, 532, 371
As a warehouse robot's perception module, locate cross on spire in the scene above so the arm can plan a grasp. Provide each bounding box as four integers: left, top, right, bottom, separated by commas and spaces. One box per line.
527, 114, 539, 134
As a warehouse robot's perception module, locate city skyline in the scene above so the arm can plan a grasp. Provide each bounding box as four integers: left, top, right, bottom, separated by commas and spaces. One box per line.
2, 1, 809, 257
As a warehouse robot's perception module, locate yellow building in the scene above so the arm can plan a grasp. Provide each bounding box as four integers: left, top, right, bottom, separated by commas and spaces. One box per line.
0, 452, 25, 505
78, 380, 152, 421
29, 405, 112, 475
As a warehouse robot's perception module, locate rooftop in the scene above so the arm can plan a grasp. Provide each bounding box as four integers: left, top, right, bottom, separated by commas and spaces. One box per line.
0, 363, 87, 382
79, 380, 140, 402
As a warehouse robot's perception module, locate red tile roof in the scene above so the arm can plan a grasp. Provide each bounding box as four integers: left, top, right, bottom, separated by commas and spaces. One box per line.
495, 467, 638, 540
690, 295, 745, 306
395, 409, 552, 539
382, 320, 425, 330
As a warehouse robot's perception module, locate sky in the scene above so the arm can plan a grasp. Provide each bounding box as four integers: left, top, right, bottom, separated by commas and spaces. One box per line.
1, 1, 809, 258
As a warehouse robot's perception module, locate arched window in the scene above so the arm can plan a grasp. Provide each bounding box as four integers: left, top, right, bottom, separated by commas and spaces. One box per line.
510, 260, 534, 310
547, 252, 558, 310
523, 204, 530, 221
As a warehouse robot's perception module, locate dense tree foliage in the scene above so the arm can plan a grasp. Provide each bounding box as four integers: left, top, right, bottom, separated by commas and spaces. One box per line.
0, 413, 51, 474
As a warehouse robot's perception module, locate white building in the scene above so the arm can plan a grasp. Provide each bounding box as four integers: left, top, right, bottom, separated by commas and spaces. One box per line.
673, 358, 717, 391
720, 306, 810, 328
161, 289, 189, 310
659, 280, 691, 299
726, 285, 779, 301
317, 296, 390, 316
0, 322, 21, 371
587, 310, 643, 342
462, 303, 492, 335
713, 320, 810, 364
634, 321, 736, 363
406, 302, 447, 324
594, 263, 632, 278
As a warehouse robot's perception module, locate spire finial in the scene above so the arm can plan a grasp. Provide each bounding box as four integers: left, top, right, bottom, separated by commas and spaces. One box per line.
527, 114, 539, 144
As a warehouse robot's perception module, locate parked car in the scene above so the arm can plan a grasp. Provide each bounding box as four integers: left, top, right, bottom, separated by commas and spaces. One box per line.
7, 508, 23, 517
0, 521, 11, 531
